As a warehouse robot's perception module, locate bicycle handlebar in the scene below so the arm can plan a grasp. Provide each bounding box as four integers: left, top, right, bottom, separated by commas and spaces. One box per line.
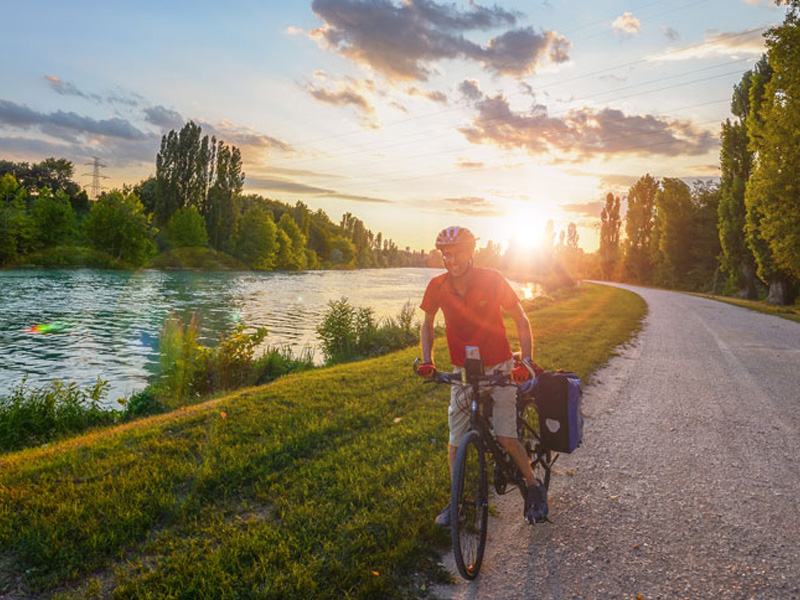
413, 358, 537, 395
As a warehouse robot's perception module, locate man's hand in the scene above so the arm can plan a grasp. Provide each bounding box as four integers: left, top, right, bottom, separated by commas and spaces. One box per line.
512, 363, 532, 383
416, 361, 436, 378
512, 357, 543, 382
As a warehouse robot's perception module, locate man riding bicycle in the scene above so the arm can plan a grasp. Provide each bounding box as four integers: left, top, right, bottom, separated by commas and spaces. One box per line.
417, 226, 548, 525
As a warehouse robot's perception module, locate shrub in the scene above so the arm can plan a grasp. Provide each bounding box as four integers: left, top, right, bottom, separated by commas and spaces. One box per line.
317, 298, 419, 364
153, 314, 315, 405
0, 378, 119, 452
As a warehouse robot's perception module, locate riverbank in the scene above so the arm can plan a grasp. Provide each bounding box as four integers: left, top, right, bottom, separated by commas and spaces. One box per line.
0, 283, 647, 600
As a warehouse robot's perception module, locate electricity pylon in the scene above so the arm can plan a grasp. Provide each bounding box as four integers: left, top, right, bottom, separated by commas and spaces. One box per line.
83, 157, 109, 200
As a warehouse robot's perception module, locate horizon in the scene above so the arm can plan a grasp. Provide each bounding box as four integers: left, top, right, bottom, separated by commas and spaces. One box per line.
0, 0, 788, 253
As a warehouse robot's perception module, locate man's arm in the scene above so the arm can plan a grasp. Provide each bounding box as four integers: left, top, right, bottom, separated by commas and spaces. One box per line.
420, 310, 436, 363
508, 302, 533, 360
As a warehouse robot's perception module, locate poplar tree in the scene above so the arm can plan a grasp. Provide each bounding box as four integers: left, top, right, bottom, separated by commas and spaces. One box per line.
623, 174, 658, 283
744, 2, 800, 302
719, 64, 758, 298
599, 192, 621, 280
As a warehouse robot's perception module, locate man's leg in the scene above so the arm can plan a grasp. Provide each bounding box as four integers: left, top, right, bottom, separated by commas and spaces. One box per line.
497, 436, 537, 485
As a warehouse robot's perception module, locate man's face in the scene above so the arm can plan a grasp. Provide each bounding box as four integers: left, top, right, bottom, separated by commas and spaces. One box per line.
441, 245, 472, 277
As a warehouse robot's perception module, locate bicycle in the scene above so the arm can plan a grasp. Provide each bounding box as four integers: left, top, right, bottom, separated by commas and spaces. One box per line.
414, 356, 558, 580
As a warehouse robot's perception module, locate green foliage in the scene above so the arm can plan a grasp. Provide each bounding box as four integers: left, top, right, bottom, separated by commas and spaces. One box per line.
276, 212, 308, 270
82, 190, 157, 267
0, 173, 34, 265
317, 298, 419, 365
745, 8, 800, 290
599, 192, 621, 280
167, 205, 209, 248
152, 312, 202, 408
234, 205, 277, 269
622, 174, 658, 283
155, 121, 244, 254
153, 314, 314, 406
0, 378, 118, 452
121, 389, 168, 420
31, 188, 77, 248
653, 178, 694, 287
147, 247, 246, 270
0, 283, 644, 599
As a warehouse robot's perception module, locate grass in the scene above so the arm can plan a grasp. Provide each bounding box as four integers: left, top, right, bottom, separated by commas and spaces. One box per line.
690, 292, 800, 324
0, 282, 646, 600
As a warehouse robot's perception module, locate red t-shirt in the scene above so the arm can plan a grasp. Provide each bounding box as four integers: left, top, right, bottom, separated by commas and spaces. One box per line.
420, 267, 519, 367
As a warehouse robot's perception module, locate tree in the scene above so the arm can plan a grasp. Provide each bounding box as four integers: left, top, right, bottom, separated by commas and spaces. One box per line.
167, 206, 209, 248
653, 178, 694, 287
205, 144, 244, 253
599, 193, 621, 280
623, 174, 658, 283
0, 174, 33, 265
235, 205, 277, 269
689, 181, 723, 291
276, 212, 307, 270
30, 188, 77, 248
83, 190, 156, 266
744, 6, 800, 303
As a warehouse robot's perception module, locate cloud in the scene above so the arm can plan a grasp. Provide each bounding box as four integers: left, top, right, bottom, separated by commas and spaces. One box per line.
458, 79, 484, 102
649, 27, 766, 61
43, 75, 141, 106
308, 86, 375, 115
661, 26, 680, 41
306, 75, 379, 126
143, 105, 185, 131
245, 175, 392, 203
598, 173, 641, 188
0, 99, 149, 142
441, 195, 504, 217
204, 120, 294, 153
560, 201, 604, 218
284, 25, 304, 35
407, 86, 448, 103
459, 93, 717, 159
309, 0, 570, 81
456, 160, 485, 169
612, 12, 640, 36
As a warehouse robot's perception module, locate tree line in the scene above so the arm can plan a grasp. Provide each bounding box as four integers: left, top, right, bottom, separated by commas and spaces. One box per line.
0, 122, 424, 270
588, 1, 800, 305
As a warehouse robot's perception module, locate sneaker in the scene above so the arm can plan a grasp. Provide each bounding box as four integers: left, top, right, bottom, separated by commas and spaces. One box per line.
435, 503, 451, 527
525, 481, 549, 524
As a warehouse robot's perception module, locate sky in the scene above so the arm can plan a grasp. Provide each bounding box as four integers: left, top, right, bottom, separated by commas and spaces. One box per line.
0, 0, 788, 253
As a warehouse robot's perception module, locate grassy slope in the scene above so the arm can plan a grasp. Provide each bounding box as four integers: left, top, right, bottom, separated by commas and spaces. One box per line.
0, 283, 646, 600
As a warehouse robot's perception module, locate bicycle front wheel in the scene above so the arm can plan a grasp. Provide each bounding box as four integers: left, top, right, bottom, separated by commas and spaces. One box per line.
451, 430, 488, 580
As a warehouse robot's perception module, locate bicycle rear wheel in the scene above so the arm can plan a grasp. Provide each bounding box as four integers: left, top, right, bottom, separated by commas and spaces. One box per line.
451, 430, 488, 580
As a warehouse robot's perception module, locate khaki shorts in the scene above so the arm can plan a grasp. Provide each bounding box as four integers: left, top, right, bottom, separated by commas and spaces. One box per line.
448, 358, 517, 446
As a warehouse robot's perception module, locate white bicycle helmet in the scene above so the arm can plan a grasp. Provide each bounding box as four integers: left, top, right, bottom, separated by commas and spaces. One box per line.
435, 226, 476, 251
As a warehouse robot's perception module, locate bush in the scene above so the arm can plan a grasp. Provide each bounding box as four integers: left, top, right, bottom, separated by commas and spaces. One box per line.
316, 298, 419, 364
153, 314, 315, 406
121, 388, 167, 420
0, 378, 119, 452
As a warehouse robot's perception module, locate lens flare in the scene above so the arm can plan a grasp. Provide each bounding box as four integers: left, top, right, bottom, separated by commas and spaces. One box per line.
27, 322, 69, 334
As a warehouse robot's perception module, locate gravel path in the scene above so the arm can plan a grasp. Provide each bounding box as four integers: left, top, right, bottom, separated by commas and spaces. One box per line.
433, 283, 800, 600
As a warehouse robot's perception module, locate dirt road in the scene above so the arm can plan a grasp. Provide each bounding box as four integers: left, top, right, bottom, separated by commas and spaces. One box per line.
434, 284, 800, 600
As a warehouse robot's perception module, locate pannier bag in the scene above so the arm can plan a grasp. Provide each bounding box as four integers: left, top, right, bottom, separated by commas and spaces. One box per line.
535, 372, 583, 453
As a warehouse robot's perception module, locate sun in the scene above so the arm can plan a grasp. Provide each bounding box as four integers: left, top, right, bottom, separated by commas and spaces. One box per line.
485, 205, 556, 255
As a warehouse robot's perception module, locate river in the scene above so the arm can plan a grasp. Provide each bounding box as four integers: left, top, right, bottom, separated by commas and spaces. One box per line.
1, 268, 534, 405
